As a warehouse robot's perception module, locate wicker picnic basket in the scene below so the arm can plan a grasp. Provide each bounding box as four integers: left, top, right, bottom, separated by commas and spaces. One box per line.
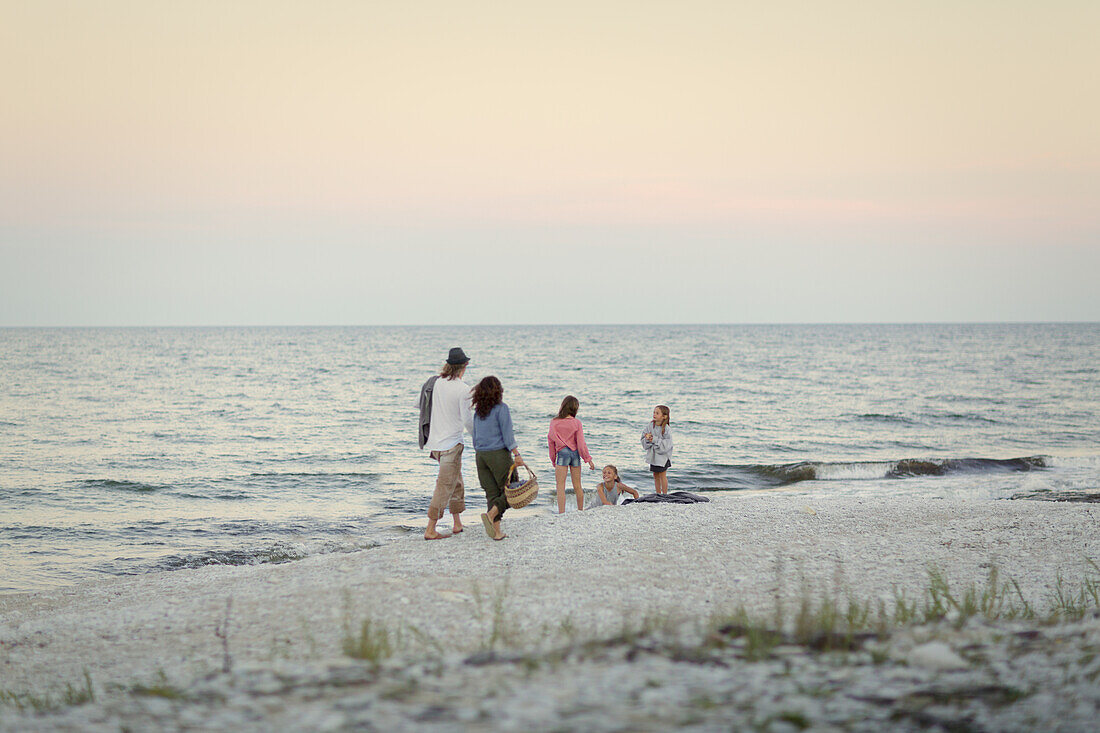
504, 463, 539, 509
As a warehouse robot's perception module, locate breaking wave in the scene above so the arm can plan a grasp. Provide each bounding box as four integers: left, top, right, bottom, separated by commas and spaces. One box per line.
693, 456, 1049, 490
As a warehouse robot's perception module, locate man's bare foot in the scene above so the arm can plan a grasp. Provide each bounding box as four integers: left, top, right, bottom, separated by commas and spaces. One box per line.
424, 531, 450, 540
492, 532, 508, 541
452, 524, 464, 534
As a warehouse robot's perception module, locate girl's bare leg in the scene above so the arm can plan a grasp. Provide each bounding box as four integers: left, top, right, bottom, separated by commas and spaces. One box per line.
555, 466, 568, 514
570, 466, 584, 510
659, 473, 669, 494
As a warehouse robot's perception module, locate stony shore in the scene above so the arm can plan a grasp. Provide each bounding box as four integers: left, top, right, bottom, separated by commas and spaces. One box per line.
2, 494, 1099, 731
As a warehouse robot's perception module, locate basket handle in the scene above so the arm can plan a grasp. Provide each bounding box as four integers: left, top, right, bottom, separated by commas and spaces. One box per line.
507, 461, 535, 484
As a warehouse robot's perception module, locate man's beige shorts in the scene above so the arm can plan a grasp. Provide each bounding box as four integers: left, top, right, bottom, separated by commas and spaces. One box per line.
428, 444, 466, 520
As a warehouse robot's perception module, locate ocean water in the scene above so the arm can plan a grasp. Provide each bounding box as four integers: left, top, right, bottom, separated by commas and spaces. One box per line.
2, 324, 1098, 593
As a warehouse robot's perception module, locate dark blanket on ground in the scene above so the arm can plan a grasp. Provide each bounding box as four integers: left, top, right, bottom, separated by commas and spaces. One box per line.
623, 491, 710, 505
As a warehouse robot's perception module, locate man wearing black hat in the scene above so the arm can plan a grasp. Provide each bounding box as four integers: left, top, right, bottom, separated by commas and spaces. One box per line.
420, 347, 473, 540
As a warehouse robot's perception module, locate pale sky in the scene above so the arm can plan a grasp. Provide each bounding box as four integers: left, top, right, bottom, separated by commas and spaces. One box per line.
2, 0, 1098, 325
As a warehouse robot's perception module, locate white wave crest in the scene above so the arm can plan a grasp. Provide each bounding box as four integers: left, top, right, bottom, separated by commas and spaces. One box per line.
813, 462, 894, 481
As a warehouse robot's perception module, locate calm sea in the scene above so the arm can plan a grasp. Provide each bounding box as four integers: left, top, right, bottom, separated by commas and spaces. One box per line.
2, 324, 1098, 593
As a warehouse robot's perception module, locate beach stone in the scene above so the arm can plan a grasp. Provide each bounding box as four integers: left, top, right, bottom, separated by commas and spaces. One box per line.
908, 641, 969, 671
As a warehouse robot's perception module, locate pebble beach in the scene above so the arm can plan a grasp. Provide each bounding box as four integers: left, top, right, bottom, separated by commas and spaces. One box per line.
3, 494, 1100, 731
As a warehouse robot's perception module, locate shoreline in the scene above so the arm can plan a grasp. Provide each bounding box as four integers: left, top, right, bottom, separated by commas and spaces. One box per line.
3, 494, 1100, 729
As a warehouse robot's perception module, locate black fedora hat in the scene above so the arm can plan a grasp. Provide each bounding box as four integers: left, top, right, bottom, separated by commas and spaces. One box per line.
446, 347, 470, 365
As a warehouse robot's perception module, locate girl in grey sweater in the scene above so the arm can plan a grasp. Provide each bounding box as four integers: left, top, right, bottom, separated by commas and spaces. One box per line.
641, 405, 673, 494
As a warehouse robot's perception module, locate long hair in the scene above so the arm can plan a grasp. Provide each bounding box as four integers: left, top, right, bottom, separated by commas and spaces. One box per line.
472, 376, 504, 418
556, 395, 579, 419
440, 362, 465, 380
655, 404, 670, 426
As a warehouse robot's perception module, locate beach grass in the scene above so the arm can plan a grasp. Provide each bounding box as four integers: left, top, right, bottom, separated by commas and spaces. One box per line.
126, 671, 185, 700
330, 561, 1100, 672
705, 561, 1100, 661
340, 580, 521, 663
471, 579, 520, 652
341, 616, 397, 664
0, 669, 95, 713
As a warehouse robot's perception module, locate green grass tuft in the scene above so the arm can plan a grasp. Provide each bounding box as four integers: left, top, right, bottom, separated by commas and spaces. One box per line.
130, 671, 184, 700
705, 560, 1100, 662
0, 670, 95, 712
342, 617, 396, 663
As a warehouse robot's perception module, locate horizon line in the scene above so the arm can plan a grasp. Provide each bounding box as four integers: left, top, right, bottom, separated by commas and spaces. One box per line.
2, 320, 1098, 329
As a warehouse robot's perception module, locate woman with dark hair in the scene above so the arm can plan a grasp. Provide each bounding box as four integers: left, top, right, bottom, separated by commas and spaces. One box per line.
470, 376, 524, 540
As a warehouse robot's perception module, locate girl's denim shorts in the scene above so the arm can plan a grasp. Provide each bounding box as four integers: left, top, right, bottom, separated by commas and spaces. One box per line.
554, 447, 582, 467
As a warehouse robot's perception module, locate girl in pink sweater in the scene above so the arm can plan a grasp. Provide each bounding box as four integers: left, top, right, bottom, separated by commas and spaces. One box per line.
548, 395, 597, 513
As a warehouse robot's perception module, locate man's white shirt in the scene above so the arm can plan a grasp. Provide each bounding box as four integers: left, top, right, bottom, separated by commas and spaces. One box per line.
424, 377, 473, 452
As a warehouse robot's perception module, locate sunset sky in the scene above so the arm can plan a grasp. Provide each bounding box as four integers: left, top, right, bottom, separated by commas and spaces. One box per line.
2, 0, 1097, 325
